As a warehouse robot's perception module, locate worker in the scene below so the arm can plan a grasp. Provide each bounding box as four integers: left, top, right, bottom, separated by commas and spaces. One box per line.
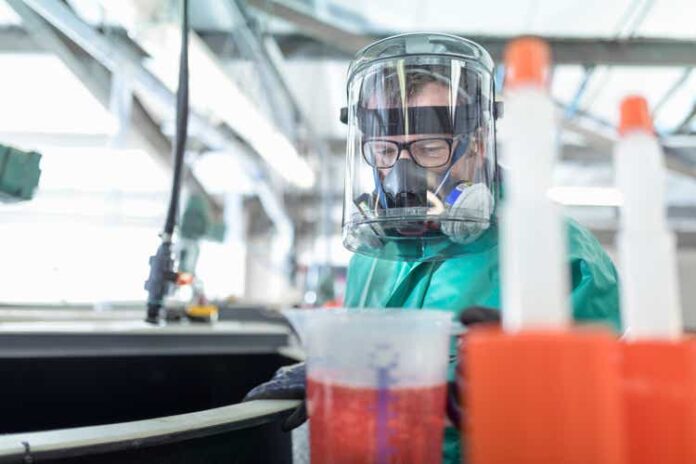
245, 33, 620, 463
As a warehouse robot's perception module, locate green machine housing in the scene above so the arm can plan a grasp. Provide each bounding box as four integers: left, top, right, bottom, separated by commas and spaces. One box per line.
178, 193, 227, 274
0, 144, 42, 202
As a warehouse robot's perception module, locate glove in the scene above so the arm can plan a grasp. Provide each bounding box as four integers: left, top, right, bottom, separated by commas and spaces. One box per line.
243, 362, 307, 432
447, 306, 501, 430
441, 183, 494, 245
458, 306, 501, 326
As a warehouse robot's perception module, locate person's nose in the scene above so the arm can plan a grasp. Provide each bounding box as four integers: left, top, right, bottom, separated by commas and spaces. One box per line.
398, 147, 413, 161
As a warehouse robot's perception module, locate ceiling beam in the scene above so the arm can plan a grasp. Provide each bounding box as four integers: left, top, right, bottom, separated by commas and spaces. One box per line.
3, 20, 696, 68
244, 0, 696, 66
245, 0, 370, 54
266, 34, 696, 67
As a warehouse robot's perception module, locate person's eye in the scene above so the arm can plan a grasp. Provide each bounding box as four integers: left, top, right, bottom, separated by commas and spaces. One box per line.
374, 145, 395, 155
421, 143, 447, 153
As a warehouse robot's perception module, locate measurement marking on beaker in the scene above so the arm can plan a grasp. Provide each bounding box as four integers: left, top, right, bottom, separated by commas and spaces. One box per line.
370, 343, 399, 464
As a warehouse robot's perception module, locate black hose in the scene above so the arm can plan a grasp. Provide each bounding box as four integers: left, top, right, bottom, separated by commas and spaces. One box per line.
144, 0, 189, 323
163, 0, 189, 237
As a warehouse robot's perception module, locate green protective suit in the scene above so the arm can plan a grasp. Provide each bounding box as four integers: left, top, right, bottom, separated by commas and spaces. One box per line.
343, 218, 621, 463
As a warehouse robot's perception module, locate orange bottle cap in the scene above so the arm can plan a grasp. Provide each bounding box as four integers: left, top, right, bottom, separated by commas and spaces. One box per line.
619, 95, 654, 136
504, 37, 551, 89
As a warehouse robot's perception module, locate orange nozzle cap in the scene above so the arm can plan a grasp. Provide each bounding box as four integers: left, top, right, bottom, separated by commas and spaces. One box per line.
619, 95, 654, 136
504, 37, 551, 89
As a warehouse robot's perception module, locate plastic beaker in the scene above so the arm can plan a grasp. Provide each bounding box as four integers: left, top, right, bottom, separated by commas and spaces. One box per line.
283, 309, 452, 464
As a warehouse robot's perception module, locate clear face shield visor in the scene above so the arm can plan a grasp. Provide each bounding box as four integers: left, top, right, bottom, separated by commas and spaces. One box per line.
342, 55, 499, 262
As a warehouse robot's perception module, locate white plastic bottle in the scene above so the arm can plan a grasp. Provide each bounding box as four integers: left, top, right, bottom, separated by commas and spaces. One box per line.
500, 38, 569, 332
615, 95, 682, 339
468, 39, 625, 464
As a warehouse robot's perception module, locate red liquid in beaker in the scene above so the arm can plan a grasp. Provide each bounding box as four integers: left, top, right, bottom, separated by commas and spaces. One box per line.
307, 378, 446, 464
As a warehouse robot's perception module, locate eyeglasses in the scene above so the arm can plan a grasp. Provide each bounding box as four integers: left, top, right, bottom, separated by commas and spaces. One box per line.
362, 137, 458, 169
